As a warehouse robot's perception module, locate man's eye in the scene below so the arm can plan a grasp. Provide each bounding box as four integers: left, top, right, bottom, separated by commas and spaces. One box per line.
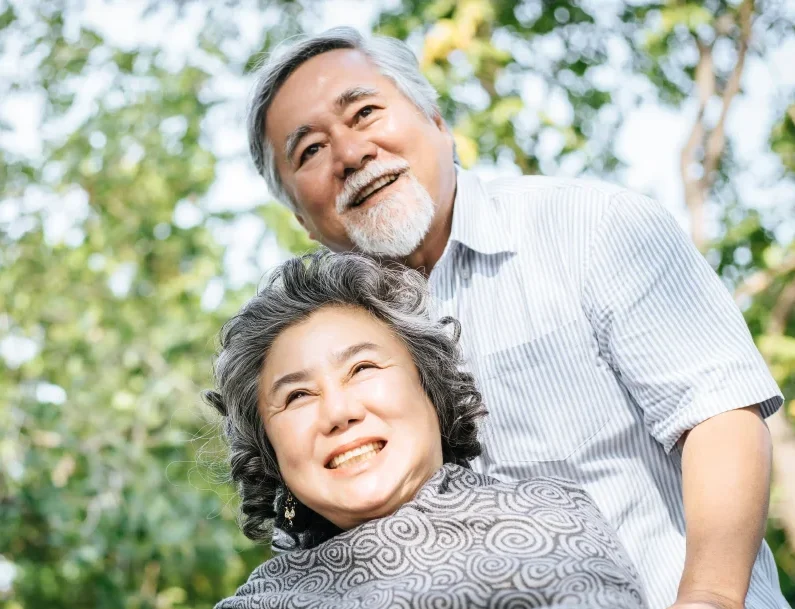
300, 143, 321, 163
356, 105, 375, 121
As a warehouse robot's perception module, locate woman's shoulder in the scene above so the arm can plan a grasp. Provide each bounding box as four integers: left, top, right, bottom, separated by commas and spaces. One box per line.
427, 463, 595, 506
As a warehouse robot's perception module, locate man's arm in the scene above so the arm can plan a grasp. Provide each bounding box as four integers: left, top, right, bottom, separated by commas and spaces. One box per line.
673, 405, 772, 609
582, 190, 783, 605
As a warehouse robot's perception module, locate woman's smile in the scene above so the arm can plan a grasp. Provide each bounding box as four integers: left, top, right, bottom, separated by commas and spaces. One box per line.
326, 439, 386, 470
326, 440, 388, 478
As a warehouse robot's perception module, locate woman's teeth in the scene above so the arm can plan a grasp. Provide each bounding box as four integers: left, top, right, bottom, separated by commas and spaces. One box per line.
329, 441, 385, 469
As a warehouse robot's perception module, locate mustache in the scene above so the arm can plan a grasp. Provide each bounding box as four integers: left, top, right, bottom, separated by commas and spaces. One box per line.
336, 159, 411, 213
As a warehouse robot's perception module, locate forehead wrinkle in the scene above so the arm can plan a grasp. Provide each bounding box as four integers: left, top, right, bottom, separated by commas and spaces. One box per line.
332, 341, 381, 365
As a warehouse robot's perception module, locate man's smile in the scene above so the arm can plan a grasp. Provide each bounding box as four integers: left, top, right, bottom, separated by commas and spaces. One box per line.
349, 172, 403, 209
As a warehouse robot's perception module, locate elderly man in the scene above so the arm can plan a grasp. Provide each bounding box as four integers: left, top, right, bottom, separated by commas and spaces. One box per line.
245, 26, 788, 609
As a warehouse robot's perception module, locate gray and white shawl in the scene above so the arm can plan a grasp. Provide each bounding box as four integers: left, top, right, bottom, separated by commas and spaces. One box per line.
216, 464, 647, 609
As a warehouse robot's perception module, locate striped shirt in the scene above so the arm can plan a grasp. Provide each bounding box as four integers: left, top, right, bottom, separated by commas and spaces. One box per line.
429, 168, 787, 609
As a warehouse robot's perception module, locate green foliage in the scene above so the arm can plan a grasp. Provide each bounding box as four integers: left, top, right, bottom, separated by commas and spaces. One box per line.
771, 106, 795, 173
377, 0, 622, 175
0, 3, 294, 607
1, 1, 794, 607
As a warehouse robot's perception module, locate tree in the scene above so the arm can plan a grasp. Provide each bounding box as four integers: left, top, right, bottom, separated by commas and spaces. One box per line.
0, 2, 305, 607
1, 1, 793, 607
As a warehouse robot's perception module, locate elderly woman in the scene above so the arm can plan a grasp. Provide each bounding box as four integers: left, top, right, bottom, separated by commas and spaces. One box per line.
205, 250, 647, 609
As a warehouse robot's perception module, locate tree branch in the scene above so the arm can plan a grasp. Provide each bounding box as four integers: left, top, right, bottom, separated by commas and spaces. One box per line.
701, 0, 754, 185
769, 278, 795, 335
733, 255, 795, 303
681, 1, 755, 252
680, 41, 714, 251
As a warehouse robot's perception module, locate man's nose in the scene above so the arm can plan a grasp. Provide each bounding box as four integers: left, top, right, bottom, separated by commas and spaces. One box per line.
320, 387, 366, 435
332, 128, 377, 179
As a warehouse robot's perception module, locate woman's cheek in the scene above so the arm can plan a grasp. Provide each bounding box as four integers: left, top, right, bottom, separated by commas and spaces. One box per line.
354, 371, 389, 397
271, 412, 314, 469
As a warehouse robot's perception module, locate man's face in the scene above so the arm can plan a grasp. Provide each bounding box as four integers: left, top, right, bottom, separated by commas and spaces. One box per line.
265, 49, 455, 256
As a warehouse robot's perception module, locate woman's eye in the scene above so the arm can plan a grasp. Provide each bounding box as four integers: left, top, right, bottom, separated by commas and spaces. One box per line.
300, 143, 320, 164
286, 390, 308, 405
353, 363, 375, 375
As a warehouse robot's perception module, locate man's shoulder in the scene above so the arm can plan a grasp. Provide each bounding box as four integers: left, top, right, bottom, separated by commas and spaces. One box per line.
484, 173, 626, 204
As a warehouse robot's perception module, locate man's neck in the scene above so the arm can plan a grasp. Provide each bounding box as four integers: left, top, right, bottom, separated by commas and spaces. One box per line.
402, 169, 458, 277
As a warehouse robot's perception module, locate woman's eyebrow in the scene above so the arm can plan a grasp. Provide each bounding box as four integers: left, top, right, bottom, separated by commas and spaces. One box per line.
267, 369, 309, 400
266, 342, 380, 399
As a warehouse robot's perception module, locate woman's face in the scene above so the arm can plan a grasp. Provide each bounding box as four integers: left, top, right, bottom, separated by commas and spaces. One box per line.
259, 305, 443, 530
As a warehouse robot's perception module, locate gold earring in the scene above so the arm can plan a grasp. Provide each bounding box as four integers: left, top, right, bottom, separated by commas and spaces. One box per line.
284, 490, 296, 528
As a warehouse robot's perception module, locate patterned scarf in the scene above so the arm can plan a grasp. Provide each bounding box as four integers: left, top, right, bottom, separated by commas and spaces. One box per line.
216, 464, 647, 609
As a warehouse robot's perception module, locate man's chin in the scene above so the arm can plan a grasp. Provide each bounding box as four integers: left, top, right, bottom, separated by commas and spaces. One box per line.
344, 214, 432, 258
350, 237, 424, 259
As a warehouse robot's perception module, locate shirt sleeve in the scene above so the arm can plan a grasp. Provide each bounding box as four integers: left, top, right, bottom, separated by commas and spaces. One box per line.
582, 189, 783, 453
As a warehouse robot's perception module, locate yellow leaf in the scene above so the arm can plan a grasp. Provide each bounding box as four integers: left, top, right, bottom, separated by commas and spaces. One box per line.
112, 390, 136, 411
156, 587, 187, 608
491, 97, 524, 126
758, 334, 795, 364
453, 131, 478, 168
51, 455, 76, 488
32, 430, 62, 448
762, 245, 784, 269
421, 20, 457, 67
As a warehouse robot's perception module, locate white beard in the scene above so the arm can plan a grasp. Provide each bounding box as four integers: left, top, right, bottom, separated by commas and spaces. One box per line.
340, 172, 435, 258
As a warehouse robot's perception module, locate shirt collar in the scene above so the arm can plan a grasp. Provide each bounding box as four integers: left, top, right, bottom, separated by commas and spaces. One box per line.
448, 167, 517, 256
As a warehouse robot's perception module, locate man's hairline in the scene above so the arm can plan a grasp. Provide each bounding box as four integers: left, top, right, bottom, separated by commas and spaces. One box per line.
259, 48, 444, 212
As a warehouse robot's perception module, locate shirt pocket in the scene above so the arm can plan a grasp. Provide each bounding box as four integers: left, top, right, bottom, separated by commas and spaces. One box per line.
476, 320, 609, 463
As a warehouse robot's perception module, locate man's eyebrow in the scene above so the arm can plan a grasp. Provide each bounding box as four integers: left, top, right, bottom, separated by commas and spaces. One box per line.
283, 88, 380, 163
284, 124, 313, 163
334, 86, 379, 110
267, 369, 309, 400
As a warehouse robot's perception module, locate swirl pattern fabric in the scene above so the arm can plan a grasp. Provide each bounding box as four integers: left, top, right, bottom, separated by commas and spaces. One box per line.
216, 464, 647, 609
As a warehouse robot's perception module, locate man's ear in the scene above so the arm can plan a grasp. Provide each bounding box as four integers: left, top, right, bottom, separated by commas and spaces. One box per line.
432, 111, 448, 132
433, 112, 456, 157
294, 212, 317, 241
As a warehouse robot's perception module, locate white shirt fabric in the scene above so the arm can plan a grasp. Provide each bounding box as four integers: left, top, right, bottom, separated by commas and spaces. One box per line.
428, 168, 788, 609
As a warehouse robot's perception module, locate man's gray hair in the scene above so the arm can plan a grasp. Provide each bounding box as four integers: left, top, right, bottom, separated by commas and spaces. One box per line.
246, 26, 442, 211
204, 250, 485, 549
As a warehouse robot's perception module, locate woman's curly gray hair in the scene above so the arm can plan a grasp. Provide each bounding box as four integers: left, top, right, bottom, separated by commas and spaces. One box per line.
204, 250, 486, 548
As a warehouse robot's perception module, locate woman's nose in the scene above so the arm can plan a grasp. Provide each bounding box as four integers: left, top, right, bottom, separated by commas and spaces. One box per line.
320, 388, 366, 434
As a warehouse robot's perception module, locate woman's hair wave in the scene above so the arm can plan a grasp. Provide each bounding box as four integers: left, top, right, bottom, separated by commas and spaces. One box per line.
204, 249, 486, 548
